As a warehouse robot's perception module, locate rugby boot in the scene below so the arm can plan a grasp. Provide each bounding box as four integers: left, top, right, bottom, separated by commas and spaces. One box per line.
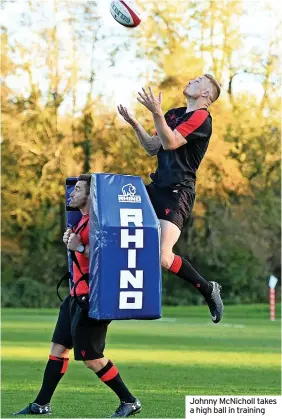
205, 281, 224, 323
109, 398, 142, 417
13, 403, 52, 415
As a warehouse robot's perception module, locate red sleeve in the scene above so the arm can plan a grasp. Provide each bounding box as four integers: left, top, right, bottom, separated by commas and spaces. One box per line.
80, 221, 89, 246
175, 110, 209, 139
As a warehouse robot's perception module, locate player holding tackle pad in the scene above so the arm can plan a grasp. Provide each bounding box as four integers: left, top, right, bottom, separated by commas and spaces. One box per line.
13, 175, 142, 418
118, 74, 224, 323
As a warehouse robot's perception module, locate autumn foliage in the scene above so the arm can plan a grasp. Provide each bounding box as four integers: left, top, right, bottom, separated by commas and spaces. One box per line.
1, 1, 280, 306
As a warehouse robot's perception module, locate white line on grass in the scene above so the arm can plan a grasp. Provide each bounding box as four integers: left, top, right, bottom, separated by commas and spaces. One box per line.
155, 318, 245, 328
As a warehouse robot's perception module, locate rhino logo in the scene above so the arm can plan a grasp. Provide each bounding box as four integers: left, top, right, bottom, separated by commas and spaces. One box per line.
122, 184, 136, 197
118, 183, 141, 203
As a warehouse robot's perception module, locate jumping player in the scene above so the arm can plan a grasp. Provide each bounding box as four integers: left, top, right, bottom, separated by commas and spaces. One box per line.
118, 74, 224, 323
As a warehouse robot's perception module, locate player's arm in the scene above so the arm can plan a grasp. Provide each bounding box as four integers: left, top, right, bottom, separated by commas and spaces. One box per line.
151, 106, 210, 151
172, 109, 210, 148
133, 125, 161, 156
136, 87, 186, 151
67, 233, 89, 258
117, 104, 161, 156
153, 114, 187, 150
137, 87, 210, 150
63, 228, 72, 245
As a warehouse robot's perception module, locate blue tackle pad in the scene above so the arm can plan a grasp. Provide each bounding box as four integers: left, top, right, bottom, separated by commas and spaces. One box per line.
88, 173, 162, 320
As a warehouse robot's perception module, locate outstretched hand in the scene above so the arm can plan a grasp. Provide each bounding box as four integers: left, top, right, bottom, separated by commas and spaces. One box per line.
137, 86, 162, 115
117, 105, 138, 128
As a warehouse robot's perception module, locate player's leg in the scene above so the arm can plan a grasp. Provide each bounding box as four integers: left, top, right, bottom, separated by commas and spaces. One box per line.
73, 298, 141, 417
147, 183, 214, 295
146, 183, 223, 322
160, 219, 214, 296
84, 358, 141, 418
14, 296, 72, 415
31, 343, 70, 406
160, 218, 223, 323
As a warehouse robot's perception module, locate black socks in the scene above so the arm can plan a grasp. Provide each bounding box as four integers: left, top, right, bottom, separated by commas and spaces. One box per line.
33, 355, 69, 405
96, 360, 135, 403
169, 255, 212, 297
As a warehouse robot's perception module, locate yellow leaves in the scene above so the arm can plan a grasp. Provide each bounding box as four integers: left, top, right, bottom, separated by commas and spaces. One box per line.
9, 208, 33, 227
197, 133, 250, 201
265, 153, 280, 165
17, 142, 42, 156
239, 153, 246, 163
162, 44, 205, 80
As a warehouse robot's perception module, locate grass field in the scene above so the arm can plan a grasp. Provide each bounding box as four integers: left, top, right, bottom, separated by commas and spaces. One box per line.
1, 304, 281, 418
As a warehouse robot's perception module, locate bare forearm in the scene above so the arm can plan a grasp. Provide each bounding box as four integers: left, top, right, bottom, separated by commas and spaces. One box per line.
133, 122, 160, 156
153, 113, 175, 150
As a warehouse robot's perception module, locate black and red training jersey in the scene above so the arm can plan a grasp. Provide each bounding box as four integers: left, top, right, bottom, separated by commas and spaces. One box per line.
70, 214, 89, 296
150, 107, 212, 189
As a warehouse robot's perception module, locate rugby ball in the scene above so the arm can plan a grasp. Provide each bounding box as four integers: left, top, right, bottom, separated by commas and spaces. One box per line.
110, 1, 141, 28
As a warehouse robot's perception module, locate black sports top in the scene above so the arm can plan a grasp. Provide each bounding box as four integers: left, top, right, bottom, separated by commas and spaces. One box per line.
150, 107, 212, 188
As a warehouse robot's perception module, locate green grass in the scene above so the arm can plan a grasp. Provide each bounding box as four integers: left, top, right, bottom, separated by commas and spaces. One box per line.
1, 304, 281, 418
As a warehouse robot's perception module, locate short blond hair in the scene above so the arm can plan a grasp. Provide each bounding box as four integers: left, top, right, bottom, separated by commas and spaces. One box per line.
204, 74, 221, 103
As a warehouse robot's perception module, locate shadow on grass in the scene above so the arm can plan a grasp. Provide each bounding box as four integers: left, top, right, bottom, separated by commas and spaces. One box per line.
2, 329, 280, 354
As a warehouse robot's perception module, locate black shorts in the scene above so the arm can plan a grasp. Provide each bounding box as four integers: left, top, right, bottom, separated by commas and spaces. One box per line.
52, 295, 111, 361
146, 183, 195, 230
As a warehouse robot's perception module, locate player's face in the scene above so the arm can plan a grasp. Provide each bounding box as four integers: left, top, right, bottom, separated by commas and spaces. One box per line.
183, 76, 207, 98
69, 181, 88, 209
